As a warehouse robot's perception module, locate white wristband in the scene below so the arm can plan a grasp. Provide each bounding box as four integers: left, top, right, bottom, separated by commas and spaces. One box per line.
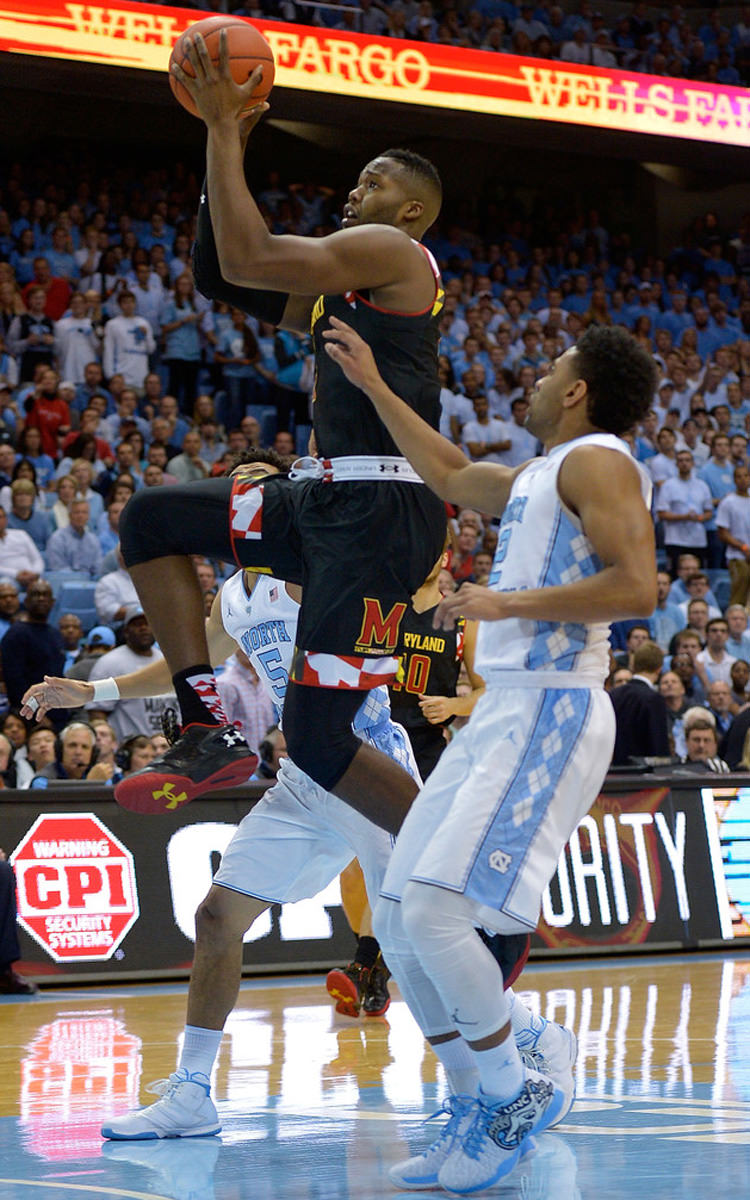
90, 677, 120, 703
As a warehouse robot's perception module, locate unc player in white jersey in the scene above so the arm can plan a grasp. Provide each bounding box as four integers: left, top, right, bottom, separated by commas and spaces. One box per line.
324, 319, 658, 1193
22, 454, 566, 1146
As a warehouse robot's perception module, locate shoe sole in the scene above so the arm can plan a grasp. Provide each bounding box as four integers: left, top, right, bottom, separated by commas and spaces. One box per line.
114, 758, 256, 814
101, 1123, 221, 1141
550, 1029, 577, 1126
327, 969, 361, 1018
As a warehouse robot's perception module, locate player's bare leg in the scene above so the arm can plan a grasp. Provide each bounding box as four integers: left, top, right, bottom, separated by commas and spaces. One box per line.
187, 888, 270, 1029
333, 741, 418, 835
102, 887, 270, 1140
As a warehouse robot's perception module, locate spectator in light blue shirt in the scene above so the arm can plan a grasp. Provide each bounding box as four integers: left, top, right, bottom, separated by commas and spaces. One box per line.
45, 498, 102, 578
657, 448, 713, 574
159, 274, 202, 414
651, 570, 685, 651
725, 606, 750, 661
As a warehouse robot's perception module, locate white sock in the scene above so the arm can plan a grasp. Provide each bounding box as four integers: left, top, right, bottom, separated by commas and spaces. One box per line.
508, 989, 548, 1052
475, 1036, 525, 1105
178, 1025, 224, 1079
430, 1035, 480, 1097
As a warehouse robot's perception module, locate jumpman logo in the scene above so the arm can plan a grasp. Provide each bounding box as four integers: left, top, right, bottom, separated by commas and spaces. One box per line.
152, 782, 189, 810
451, 1008, 479, 1026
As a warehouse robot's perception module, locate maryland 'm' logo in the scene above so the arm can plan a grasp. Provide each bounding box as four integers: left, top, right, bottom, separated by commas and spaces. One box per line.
355, 598, 407, 654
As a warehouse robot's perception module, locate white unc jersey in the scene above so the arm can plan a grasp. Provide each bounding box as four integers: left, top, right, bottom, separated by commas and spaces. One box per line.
220, 571, 394, 734
476, 433, 652, 686
221, 572, 298, 720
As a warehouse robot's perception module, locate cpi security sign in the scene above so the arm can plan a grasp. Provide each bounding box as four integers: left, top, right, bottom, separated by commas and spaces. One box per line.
11, 813, 139, 962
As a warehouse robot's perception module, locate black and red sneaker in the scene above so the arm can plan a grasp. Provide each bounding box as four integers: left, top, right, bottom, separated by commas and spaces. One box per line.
326, 962, 370, 1018
114, 724, 257, 814
362, 954, 391, 1017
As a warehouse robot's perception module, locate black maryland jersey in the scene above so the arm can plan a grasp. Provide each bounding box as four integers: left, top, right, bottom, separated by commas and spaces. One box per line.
309, 247, 444, 458
389, 607, 465, 731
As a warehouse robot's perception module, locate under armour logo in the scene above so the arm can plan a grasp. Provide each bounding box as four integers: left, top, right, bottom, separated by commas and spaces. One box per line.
200, 193, 206, 205
379, 463, 400, 473
221, 730, 244, 748
152, 781, 189, 810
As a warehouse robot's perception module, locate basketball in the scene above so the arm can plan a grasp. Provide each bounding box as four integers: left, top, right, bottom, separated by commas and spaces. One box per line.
169, 15, 275, 119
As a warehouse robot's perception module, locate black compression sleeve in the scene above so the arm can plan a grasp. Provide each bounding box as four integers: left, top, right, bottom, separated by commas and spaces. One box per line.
192, 177, 289, 325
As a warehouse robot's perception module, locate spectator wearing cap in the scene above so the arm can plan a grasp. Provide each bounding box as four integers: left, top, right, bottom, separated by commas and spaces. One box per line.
86, 605, 176, 741
45, 498, 102, 578
6, 479, 51, 554
65, 624, 116, 682
657, 448, 713, 574
0, 504, 44, 590
94, 544, 139, 625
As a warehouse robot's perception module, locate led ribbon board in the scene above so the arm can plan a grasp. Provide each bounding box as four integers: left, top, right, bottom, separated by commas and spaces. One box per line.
1, 1, 749, 147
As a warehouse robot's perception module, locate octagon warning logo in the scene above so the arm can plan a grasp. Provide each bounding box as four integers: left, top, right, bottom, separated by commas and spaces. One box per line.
10, 812, 139, 962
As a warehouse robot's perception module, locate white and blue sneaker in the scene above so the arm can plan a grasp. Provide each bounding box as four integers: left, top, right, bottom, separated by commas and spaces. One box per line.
516, 1020, 577, 1125
388, 1094, 476, 1189
437, 1067, 565, 1195
101, 1069, 220, 1140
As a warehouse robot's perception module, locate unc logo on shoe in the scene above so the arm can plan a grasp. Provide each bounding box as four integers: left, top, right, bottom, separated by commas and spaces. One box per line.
487, 1078, 555, 1149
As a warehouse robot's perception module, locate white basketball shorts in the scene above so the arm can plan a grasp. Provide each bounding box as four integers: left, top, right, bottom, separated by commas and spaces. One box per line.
380, 685, 615, 933
213, 718, 420, 907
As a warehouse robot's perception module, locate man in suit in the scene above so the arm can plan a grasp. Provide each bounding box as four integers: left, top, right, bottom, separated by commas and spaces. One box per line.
611, 640, 670, 765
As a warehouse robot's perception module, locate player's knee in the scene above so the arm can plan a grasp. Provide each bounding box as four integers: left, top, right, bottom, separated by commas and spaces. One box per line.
371, 896, 408, 960
400, 880, 440, 944
119, 486, 167, 567
195, 889, 264, 944
285, 720, 359, 792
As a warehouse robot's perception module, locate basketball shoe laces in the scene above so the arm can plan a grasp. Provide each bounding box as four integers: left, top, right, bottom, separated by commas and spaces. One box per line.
425, 1094, 479, 1152
145, 1070, 211, 1101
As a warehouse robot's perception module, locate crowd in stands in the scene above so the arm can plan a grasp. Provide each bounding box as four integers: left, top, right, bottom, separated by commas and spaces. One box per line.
1, 146, 750, 782
153, 0, 750, 85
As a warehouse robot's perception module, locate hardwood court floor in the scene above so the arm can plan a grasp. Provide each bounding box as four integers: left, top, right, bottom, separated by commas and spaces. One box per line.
1, 952, 749, 1199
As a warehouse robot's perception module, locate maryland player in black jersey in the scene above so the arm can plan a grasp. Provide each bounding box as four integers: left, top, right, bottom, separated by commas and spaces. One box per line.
115, 36, 445, 832
390, 555, 485, 781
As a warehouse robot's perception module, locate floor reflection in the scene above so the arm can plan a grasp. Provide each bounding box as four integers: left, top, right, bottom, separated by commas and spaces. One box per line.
0, 954, 748, 1199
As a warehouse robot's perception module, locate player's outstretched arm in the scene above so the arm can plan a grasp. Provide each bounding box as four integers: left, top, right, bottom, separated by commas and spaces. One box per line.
21, 588, 240, 722
323, 317, 525, 516
434, 446, 656, 629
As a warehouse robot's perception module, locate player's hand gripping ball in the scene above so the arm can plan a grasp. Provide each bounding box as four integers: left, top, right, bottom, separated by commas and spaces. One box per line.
169, 15, 275, 118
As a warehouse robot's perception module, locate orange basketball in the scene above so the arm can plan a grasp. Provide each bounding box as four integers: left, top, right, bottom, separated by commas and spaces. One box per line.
169, 15, 275, 119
